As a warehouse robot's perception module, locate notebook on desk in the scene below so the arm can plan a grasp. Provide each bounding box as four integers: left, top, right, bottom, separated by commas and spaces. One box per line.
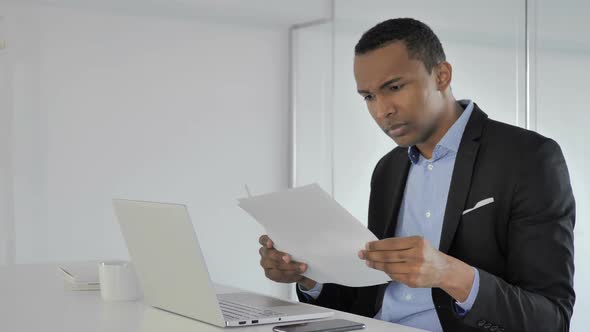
112, 199, 333, 328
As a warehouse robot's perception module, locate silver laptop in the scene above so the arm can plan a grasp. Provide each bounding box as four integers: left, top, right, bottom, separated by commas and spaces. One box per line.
112, 199, 333, 327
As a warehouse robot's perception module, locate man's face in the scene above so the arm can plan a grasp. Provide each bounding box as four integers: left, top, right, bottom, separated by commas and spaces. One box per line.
354, 41, 445, 148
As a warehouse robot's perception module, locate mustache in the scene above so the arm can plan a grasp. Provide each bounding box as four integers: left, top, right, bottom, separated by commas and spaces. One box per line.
382, 122, 408, 133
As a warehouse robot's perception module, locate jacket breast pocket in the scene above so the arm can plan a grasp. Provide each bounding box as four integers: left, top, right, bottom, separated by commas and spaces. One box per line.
462, 197, 494, 216
459, 197, 496, 229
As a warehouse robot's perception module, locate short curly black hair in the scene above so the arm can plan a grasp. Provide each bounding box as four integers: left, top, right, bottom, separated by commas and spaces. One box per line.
355, 18, 446, 73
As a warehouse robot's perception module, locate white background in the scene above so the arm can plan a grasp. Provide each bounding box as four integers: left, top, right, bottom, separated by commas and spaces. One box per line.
0, 0, 331, 300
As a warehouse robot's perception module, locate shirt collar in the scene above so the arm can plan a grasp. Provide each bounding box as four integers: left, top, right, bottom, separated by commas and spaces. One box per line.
408, 99, 474, 164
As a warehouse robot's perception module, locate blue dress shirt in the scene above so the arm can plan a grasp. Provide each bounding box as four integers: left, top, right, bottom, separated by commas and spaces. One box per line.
301, 100, 480, 332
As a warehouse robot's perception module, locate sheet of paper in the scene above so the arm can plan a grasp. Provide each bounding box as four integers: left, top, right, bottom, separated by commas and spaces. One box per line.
238, 183, 390, 287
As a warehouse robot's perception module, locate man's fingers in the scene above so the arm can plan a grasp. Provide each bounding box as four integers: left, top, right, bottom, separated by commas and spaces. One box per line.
264, 268, 303, 283
260, 256, 286, 270
260, 255, 307, 272
273, 265, 300, 273
365, 236, 423, 251
260, 246, 290, 262
365, 261, 393, 273
365, 261, 417, 275
258, 235, 273, 248
258, 235, 268, 246
260, 257, 282, 270
276, 262, 307, 273
259, 235, 307, 281
361, 248, 413, 263
278, 256, 307, 272
260, 247, 305, 269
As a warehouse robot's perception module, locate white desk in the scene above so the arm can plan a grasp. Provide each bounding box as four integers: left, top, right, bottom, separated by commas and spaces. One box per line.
0, 264, 426, 332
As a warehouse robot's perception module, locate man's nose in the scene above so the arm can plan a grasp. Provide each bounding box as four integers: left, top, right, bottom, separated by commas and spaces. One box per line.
375, 98, 395, 120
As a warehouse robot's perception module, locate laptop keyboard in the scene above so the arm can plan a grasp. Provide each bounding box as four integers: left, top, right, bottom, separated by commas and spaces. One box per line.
219, 298, 284, 320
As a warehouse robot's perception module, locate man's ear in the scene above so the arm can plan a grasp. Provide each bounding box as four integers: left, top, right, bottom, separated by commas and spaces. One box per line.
434, 61, 452, 91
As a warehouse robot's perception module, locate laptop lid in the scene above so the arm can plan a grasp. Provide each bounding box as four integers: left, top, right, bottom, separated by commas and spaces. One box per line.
113, 199, 226, 327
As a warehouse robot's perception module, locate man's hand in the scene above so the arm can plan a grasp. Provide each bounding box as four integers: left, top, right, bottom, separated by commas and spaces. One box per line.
258, 235, 317, 290
359, 236, 474, 302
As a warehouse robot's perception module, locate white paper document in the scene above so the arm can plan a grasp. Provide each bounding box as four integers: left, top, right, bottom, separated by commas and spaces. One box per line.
238, 183, 390, 287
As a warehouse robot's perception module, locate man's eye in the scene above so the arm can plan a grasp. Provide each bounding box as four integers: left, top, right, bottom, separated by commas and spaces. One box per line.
363, 95, 374, 101
389, 84, 404, 91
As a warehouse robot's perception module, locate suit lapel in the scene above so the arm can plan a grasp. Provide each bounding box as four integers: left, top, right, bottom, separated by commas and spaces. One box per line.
438, 105, 487, 253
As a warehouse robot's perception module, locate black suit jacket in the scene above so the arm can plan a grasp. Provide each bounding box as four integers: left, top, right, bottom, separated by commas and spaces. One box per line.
297, 102, 576, 332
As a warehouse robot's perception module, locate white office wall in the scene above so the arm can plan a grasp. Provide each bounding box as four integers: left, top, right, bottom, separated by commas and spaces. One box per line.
0, 64, 8, 266
0, 14, 13, 266
331, 0, 524, 225
2, 3, 292, 298
535, 1, 590, 330
292, 22, 333, 192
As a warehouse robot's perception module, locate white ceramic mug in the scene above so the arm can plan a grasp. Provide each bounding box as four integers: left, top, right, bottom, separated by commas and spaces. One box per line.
98, 261, 141, 302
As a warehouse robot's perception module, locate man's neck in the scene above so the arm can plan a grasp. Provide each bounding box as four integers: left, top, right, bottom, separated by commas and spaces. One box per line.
416, 100, 463, 159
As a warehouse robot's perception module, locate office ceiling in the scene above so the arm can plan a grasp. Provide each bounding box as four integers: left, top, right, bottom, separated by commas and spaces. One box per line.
8, 0, 332, 27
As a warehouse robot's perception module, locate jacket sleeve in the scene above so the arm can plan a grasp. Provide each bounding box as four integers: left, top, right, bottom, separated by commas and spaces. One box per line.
460, 138, 576, 332
296, 283, 381, 318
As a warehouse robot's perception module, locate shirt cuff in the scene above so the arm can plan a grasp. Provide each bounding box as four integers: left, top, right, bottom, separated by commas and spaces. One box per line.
453, 267, 480, 316
298, 282, 323, 300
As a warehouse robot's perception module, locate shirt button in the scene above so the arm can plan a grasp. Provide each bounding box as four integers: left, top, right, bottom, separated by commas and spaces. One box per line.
404, 293, 413, 301
427, 164, 434, 171
425, 211, 431, 218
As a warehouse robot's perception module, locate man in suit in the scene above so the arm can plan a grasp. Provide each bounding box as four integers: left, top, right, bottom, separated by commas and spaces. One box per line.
258, 18, 575, 331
